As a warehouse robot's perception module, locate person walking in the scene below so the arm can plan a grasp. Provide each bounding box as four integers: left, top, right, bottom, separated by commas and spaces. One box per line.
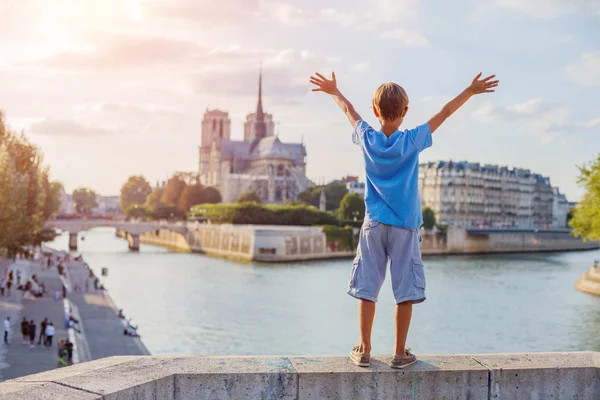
20, 317, 28, 344
28, 320, 36, 348
4, 316, 10, 344
0, 278, 6, 296
38, 318, 48, 345
44, 322, 55, 347
16, 270, 21, 287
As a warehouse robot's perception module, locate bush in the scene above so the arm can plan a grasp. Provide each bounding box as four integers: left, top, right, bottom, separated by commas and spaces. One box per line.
322, 225, 356, 251
190, 203, 338, 226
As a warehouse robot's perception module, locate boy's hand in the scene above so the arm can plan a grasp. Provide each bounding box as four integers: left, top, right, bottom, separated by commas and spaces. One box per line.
468, 73, 499, 95
310, 72, 338, 95
309, 71, 362, 127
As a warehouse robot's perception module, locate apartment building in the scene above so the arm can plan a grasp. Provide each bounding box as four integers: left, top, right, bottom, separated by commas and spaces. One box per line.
419, 161, 556, 228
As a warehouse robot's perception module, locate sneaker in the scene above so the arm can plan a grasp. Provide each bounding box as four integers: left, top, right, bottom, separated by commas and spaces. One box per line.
391, 348, 417, 369
350, 345, 370, 367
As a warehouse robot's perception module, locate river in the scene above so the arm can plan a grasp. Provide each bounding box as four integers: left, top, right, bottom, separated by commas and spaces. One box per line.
46, 227, 600, 357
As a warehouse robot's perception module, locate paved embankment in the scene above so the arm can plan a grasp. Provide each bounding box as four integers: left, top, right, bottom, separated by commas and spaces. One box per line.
0, 258, 69, 381
0, 253, 149, 382
1, 352, 599, 399
64, 260, 149, 359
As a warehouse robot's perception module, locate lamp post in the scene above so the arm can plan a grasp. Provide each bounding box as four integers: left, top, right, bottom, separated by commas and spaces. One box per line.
352, 211, 359, 221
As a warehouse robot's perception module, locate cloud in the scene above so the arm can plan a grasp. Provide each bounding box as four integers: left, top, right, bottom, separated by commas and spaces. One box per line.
565, 52, 600, 86
474, 98, 597, 143
192, 47, 339, 99
477, 0, 600, 19
146, 0, 261, 23
380, 28, 428, 45
30, 118, 116, 137
350, 62, 371, 73
28, 31, 203, 70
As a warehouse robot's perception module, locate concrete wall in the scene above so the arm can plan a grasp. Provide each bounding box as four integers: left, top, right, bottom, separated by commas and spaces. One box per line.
120, 224, 599, 262
1, 352, 598, 399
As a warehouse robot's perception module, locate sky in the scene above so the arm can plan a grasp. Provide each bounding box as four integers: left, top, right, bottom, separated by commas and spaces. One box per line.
0, 0, 598, 200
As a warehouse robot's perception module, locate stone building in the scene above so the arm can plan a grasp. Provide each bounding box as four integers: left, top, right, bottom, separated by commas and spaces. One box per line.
552, 187, 569, 228
419, 161, 556, 228
198, 70, 314, 203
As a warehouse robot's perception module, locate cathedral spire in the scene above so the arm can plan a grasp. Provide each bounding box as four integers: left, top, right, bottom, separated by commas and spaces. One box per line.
254, 66, 267, 142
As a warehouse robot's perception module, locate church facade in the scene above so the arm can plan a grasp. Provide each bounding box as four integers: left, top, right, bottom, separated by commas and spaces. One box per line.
198, 71, 314, 204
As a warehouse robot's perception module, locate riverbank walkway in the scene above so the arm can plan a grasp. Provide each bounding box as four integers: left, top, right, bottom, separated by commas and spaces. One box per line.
0, 258, 69, 381
64, 260, 149, 360
0, 254, 148, 382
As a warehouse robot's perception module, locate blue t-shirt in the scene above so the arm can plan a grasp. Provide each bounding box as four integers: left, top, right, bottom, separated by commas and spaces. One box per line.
353, 120, 432, 229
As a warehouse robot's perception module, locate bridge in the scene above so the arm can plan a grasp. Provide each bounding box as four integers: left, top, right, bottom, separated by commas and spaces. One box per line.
45, 219, 188, 251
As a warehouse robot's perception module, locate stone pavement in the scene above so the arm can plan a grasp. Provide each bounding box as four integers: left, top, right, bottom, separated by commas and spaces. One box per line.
64, 260, 149, 359
0, 258, 70, 381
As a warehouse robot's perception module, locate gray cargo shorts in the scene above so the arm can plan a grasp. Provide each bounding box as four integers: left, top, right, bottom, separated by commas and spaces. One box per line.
348, 219, 426, 304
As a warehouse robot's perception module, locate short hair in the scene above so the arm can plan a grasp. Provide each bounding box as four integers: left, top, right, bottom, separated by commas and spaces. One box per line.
372, 83, 409, 121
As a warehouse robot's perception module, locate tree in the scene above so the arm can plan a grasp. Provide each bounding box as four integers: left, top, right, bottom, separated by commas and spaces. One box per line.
238, 190, 262, 203
422, 206, 436, 232
161, 175, 187, 207
48, 181, 64, 217
124, 203, 147, 219
570, 155, 600, 240
178, 184, 205, 214
72, 188, 97, 214
202, 187, 222, 204
338, 193, 365, 220
120, 175, 152, 212
298, 182, 348, 211
0, 112, 58, 254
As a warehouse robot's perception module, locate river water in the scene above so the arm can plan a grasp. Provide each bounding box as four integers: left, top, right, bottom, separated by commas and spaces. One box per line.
47, 228, 600, 357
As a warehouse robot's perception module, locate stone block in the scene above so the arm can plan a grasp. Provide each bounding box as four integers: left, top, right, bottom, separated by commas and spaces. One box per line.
290, 355, 489, 399
0, 381, 100, 399
170, 356, 297, 399
473, 352, 600, 399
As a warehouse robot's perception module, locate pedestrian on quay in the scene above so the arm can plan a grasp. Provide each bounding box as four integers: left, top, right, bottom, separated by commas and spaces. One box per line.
6, 277, 12, 296
4, 316, 10, 344
38, 318, 48, 345
28, 320, 36, 348
16, 270, 21, 286
44, 322, 54, 347
20, 317, 28, 344
0, 277, 6, 296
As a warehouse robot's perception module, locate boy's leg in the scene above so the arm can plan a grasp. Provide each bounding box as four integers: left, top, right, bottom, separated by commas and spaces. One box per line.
358, 299, 376, 354
393, 301, 412, 356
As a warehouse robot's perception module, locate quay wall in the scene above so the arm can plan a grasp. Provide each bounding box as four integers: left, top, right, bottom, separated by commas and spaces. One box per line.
2, 352, 599, 399
118, 224, 599, 262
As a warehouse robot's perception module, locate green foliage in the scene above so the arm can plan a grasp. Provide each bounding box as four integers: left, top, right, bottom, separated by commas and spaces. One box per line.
570, 155, 600, 240
160, 175, 186, 207
0, 112, 61, 253
202, 187, 222, 204
178, 184, 206, 213
237, 190, 262, 204
120, 175, 152, 212
298, 182, 349, 211
338, 193, 365, 220
72, 188, 97, 214
322, 225, 356, 251
190, 203, 338, 226
422, 206, 436, 231
124, 203, 147, 219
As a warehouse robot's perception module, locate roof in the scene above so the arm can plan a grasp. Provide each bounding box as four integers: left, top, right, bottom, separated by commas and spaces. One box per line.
250, 136, 305, 161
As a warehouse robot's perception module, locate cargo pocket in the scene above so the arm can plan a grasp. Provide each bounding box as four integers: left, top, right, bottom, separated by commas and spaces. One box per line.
349, 259, 361, 288
412, 257, 426, 289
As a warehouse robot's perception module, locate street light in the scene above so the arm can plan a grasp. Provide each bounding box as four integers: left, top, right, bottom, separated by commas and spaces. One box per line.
352, 211, 359, 221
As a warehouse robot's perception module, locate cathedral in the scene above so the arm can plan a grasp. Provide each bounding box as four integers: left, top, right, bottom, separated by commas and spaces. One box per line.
198, 70, 315, 204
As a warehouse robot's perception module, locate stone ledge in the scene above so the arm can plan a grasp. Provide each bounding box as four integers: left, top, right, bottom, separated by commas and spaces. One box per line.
1, 352, 599, 399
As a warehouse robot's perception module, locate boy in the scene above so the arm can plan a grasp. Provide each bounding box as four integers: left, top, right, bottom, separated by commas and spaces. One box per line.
309, 71, 498, 368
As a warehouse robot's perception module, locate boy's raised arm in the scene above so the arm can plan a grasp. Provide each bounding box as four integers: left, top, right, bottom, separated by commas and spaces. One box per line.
428, 72, 499, 134
310, 72, 362, 127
